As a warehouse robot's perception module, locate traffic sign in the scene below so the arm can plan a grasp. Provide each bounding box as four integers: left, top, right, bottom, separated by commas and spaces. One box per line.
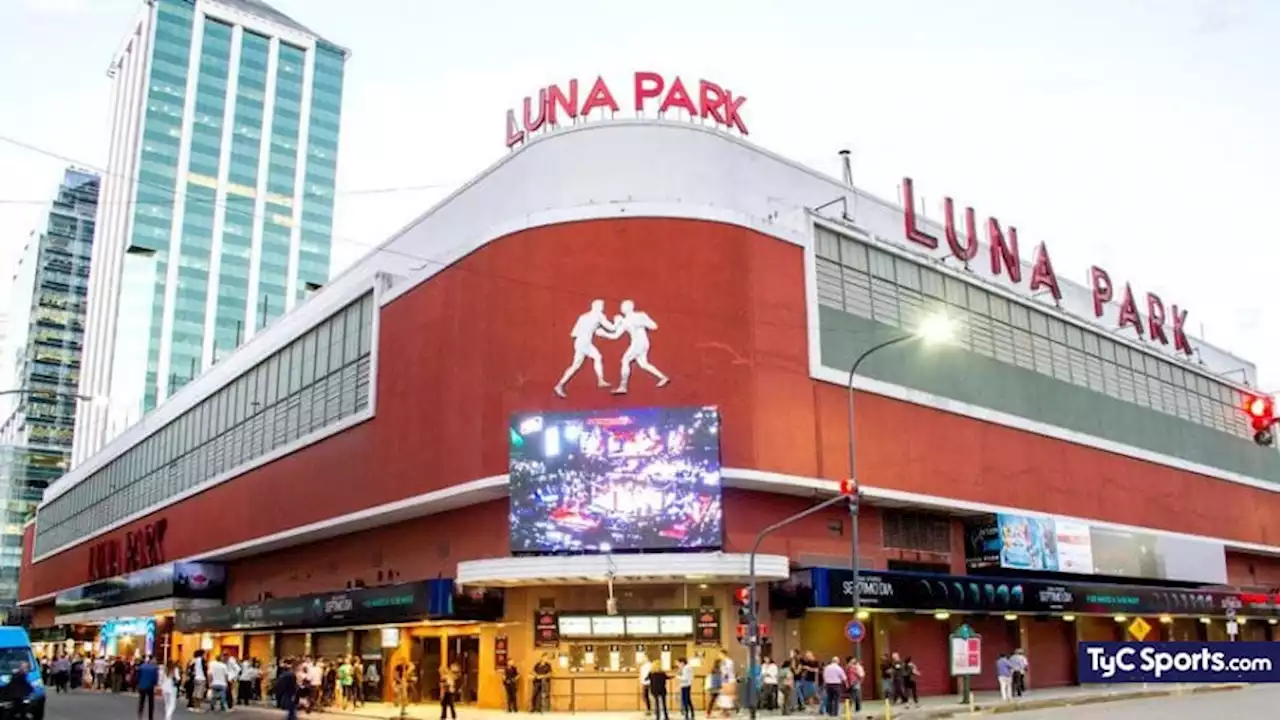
1128, 617, 1152, 642
845, 619, 866, 643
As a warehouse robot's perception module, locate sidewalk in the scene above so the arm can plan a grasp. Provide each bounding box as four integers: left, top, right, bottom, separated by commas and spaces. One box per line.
302, 683, 1248, 719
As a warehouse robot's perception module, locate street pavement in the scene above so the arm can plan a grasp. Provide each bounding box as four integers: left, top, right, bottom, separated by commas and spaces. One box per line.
39, 684, 1280, 719
983, 682, 1280, 718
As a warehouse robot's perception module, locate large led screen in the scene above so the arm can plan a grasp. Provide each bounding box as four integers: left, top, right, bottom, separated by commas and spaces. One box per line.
509, 406, 723, 553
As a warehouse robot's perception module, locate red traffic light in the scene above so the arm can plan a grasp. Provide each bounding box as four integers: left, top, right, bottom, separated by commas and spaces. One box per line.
734, 587, 751, 606
1245, 395, 1277, 446
1247, 396, 1273, 419
840, 477, 858, 496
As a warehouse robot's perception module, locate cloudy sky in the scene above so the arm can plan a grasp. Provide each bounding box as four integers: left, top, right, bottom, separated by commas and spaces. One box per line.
1, 0, 1277, 383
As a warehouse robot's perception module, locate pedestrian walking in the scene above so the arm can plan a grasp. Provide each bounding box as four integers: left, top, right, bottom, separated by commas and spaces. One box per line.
1011, 649, 1029, 697
996, 654, 1014, 702
162, 662, 180, 720
649, 661, 670, 720
135, 655, 159, 720
439, 664, 459, 720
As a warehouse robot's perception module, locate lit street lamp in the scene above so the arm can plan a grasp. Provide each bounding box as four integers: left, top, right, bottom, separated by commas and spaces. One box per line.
846, 312, 957, 662
744, 313, 957, 720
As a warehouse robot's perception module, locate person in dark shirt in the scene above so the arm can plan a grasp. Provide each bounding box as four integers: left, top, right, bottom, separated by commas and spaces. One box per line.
531, 655, 552, 713
648, 665, 670, 720
799, 652, 821, 711
503, 664, 520, 712
889, 653, 907, 705
136, 655, 159, 720
275, 662, 299, 720
0, 661, 34, 702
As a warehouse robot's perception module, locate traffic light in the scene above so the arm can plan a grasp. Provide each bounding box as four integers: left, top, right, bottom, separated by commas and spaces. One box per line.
840, 477, 858, 496
1246, 395, 1276, 447
734, 586, 753, 624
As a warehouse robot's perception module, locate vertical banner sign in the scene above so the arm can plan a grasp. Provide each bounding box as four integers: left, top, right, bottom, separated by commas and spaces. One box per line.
534, 610, 560, 647
949, 624, 982, 676
696, 608, 721, 646
495, 635, 509, 670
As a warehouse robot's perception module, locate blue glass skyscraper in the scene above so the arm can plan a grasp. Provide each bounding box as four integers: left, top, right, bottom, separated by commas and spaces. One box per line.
0, 168, 99, 611
75, 0, 347, 465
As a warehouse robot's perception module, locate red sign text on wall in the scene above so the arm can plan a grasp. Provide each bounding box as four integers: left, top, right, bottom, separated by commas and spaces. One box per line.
506, 72, 749, 149
88, 518, 169, 581
901, 177, 1191, 356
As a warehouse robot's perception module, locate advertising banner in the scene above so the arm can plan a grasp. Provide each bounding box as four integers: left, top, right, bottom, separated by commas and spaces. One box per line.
809, 567, 1278, 618
961, 513, 1226, 585
1053, 520, 1095, 574
56, 562, 227, 615
175, 579, 502, 633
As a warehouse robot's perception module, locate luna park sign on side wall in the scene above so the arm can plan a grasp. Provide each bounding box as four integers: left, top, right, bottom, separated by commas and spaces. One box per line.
88, 518, 168, 581
505, 71, 749, 149
902, 177, 1193, 356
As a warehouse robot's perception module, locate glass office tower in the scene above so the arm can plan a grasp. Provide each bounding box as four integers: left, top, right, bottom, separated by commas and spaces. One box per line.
74, 0, 347, 466
0, 169, 99, 612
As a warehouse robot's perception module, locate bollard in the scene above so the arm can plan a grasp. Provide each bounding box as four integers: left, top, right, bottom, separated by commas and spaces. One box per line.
883, 695, 892, 719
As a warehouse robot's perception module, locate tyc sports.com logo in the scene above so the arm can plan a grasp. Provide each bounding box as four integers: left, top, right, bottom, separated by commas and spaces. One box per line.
1079, 642, 1280, 683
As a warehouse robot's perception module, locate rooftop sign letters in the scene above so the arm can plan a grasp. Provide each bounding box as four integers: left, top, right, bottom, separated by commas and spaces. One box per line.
901, 177, 1192, 356
506, 72, 749, 149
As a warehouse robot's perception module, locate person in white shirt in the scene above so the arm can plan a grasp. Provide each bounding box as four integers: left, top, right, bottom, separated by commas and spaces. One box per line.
761, 657, 779, 711
718, 653, 735, 684
639, 656, 653, 716
188, 653, 207, 711
226, 655, 241, 707
161, 662, 181, 720
1011, 649, 1029, 697
821, 657, 848, 717
239, 661, 260, 706
676, 658, 695, 720
208, 654, 230, 712
92, 656, 107, 690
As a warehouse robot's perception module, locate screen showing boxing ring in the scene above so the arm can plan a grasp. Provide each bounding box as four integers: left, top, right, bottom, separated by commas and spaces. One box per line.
508, 406, 723, 553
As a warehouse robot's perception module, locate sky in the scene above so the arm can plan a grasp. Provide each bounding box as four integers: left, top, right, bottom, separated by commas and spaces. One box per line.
1, 0, 1278, 384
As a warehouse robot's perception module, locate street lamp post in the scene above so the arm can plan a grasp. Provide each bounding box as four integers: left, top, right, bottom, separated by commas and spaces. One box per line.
845, 313, 955, 663
0, 388, 102, 403
746, 493, 850, 720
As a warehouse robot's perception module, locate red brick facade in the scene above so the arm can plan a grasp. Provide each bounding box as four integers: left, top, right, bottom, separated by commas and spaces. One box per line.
21, 218, 1280, 602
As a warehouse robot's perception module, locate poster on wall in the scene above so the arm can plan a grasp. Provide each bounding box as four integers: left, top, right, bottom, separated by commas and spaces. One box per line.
961, 513, 1226, 585
508, 406, 723, 553
495, 635, 509, 670
534, 610, 560, 647
1053, 520, 1095, 574
997, 515, 1059, 571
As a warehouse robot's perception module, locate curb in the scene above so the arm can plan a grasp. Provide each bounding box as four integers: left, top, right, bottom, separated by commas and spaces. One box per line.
907, 682, 1248, 718
231, 684, 1251, 720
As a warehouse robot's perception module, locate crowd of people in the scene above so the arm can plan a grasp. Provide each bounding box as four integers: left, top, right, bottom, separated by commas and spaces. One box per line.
182, 650, 382, 716
634, 646, 1033, 717
37, 648, 385, 719
38, 651, 172, 695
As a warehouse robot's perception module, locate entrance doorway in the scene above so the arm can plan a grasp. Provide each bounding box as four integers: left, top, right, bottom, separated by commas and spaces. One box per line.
414, 637, 442, 703
411, 633, 480, 704
447, 635, 480, 704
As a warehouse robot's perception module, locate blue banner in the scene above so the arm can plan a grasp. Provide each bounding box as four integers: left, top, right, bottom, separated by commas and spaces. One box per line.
1079, 642, 1280, 683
